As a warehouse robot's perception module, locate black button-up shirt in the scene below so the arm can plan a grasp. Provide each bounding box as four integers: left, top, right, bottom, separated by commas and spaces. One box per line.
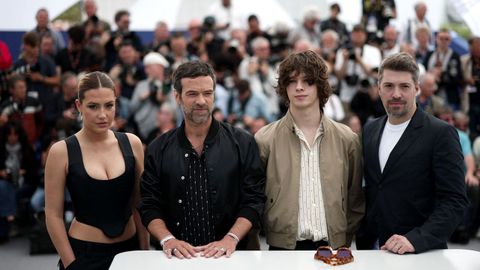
139, 118, 266, 247
182, 149, 215, 246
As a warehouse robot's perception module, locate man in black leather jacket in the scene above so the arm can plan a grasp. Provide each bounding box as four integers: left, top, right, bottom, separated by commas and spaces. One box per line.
139, 61, 265, 259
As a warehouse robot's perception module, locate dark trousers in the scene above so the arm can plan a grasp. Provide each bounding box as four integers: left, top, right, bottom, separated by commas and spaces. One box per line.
269, 239, 329, 250
59, 235, 138, 270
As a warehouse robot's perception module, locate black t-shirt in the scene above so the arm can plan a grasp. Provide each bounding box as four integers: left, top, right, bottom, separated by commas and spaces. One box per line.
55, 47, 97, 74
13, 55, 57, 106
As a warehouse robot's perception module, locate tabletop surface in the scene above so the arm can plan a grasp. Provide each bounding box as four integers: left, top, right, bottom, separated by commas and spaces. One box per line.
109, 249, 480, 270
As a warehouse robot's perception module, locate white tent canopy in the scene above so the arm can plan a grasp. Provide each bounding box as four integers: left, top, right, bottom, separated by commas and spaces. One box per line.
0, 0, 476, 36
0, 0, 77, 31
129, 0, 296, 31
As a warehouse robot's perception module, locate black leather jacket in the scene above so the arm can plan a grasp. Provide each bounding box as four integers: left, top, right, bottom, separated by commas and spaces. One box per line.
139, 119, 266, 243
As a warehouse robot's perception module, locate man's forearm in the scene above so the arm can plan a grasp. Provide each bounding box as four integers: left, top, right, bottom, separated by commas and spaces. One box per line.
147, 218, 173, 243
227, 217, 252, 241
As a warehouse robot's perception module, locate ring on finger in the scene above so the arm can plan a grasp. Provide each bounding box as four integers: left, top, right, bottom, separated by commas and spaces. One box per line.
219, 247, 226, 252
173, 248, 177, 253
164, 248, 171, 253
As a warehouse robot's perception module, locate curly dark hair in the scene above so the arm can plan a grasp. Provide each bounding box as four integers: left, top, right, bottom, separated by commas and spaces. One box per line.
276, 50, 331, 110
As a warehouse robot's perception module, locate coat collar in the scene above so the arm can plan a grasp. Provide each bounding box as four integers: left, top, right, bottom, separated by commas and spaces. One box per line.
378, 107, 426, 178
282, 109, 335, 135
177, 117, 220, 150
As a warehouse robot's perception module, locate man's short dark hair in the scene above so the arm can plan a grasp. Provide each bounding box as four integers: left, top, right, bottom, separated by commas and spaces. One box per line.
172, 61, 216, 94
248, 14, 258, 23
237, 79, 250, 94
468, 36, 480, 46
330, 3, 341, 13
352, 24, 365, 33
118, 40, 136, 51
378, 52, 419, 84
23, 31, 39, 47
67, 25, 85, 45
277, 50, 331, 110
61, 71, 77, 88
8, 74, 26, 90
114, 10, 129, 23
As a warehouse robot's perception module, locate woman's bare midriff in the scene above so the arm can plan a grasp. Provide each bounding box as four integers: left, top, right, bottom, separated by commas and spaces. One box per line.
68, 215, 136, 243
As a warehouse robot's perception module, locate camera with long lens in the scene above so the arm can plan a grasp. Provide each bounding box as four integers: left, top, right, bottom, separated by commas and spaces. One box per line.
360, 78, 371, 89
148, 80, 160, 105
348, 47, 356, 60
0, 62, 40, 91
345, 74, 359, 86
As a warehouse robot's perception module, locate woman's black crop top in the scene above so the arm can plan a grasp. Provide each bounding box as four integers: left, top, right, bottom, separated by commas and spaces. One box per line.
65, 132, 135, 238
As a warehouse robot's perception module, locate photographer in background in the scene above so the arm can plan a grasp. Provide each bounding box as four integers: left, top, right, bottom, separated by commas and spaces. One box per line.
246, 15, 271, 55
13, 31, 59, 109
108, 41, 146, 99
361, 0, 396, 45
55, 25, 97, 74
200, 16, 226, 62
424, 28, 462, 110
104, 10, 143, 71
166, 34, 199, 71
462, 36, 480, 138
82, 0, 111, 45
335, 24, 381, 105
32, 8, 65, 55
0, 75, 43, 144
239, 37, 279, 121
0, 121, 38, 244
320, 3, 349, 46
229, 79, 270, 132
146, 21, 171, 56
130, 52, 171, 142
45, 72, 81, 138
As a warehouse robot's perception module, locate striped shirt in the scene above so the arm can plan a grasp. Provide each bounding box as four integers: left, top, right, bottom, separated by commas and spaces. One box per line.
294, 123, 329, 242
181, 150, 216, 246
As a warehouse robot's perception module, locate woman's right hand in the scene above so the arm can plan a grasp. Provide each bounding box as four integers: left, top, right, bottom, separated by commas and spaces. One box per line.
63, 258, 77, 270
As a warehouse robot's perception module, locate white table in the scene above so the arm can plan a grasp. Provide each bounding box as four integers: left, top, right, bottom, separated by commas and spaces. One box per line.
110, 249, 480, 270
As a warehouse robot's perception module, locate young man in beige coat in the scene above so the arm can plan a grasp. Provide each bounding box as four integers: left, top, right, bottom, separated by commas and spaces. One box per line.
255, 50, 364, 250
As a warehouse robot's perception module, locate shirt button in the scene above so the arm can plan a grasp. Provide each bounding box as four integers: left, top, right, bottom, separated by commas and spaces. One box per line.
178, 199, 182, 204
205, 145, 209, 149
181, 176, 185, 180
185, 153, 189, 158
176, 222, 180, 226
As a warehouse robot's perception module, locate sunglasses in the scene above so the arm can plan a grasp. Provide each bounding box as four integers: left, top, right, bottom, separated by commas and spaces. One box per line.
314, 246, 354, 266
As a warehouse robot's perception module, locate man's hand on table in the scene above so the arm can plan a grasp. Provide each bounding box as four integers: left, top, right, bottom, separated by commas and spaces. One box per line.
163, 238, 197, 259
381, 234, 415, 255
195, 235, 239, 258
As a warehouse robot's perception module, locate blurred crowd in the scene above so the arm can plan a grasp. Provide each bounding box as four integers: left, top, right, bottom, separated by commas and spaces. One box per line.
0, 0, 480, 245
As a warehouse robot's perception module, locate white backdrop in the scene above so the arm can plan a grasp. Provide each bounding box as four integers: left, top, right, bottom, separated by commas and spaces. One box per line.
0, 0, 77, 31
0, 0, 473, 34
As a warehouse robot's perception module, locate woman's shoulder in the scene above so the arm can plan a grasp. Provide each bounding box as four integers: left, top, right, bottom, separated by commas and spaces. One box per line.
49, 140, 68, 155
46, 140, 68, 165
121, 132, 144, 154
123, 132, 142, 147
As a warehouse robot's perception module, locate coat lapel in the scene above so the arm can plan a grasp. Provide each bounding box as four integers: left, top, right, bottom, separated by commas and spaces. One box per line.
369, 116, 387, 182
381, 109, 425, 179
